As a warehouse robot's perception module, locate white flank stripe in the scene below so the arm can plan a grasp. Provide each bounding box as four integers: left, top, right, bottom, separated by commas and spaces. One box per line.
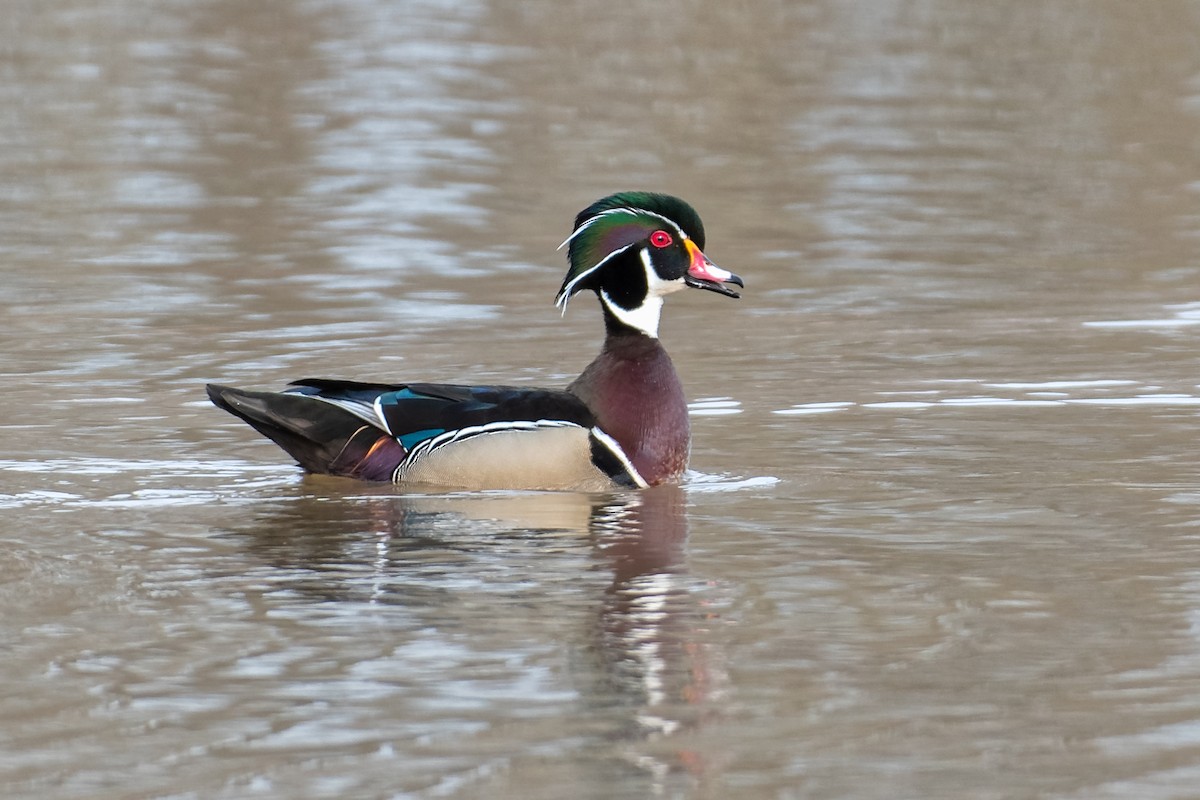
400, 419, 582, 467
590, 427, 649, 489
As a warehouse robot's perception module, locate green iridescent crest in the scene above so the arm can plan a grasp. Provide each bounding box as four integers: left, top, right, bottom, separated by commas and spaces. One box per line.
555, 192, 705, 309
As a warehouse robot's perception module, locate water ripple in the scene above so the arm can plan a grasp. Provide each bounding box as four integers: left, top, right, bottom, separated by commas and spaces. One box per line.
689, 397, 743, 416
772, 379, 1200, 416
1085, 301, 1200, 329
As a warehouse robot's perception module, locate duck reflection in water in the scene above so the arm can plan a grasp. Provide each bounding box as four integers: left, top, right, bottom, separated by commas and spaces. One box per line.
589, 487, 727, 736
231, 482, 727, 781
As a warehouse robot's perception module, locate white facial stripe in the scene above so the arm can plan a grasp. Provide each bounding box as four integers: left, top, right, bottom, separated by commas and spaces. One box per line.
557, 213, 603, 251
640, 246, 687, 298
625, 207, 686, 238
558, 206, 687, 251
555, 242, 636, 311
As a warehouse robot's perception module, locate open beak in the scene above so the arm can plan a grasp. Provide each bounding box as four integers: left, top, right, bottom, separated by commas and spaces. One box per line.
684, 239, 743, 298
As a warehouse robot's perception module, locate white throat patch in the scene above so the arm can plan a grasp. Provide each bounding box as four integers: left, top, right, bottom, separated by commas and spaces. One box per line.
598, 247, 686, 338
601, 290, 664, 337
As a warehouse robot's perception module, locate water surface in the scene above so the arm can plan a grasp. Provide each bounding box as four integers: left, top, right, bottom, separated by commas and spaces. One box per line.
4, 1, 1200, 798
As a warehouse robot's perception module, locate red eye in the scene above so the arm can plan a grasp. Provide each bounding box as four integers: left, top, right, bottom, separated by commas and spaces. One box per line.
649, 230, 673, 248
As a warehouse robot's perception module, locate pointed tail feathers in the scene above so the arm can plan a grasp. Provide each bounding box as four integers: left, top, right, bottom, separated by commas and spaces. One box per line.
206, 384, 405, 480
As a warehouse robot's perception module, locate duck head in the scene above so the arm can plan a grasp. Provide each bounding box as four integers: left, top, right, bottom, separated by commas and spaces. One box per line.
555, 192, 744, 337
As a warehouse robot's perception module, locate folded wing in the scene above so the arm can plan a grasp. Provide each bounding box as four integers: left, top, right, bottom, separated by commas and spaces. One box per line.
208, 380, 642, 489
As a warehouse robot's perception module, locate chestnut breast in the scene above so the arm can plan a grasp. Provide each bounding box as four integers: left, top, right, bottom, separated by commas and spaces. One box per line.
568, 333, 690, 485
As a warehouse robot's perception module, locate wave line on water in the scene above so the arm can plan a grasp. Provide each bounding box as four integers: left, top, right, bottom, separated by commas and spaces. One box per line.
769, 379, 1200, 417
0, 457, 290, 476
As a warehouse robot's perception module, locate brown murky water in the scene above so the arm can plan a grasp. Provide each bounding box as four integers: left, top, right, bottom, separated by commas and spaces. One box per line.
4, 2, 1200, 798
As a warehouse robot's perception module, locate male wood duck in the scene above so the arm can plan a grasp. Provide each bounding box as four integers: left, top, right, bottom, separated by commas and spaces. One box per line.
207, 191, 743, 491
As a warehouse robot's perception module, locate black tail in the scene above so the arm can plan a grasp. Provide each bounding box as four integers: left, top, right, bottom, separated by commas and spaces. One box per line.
206, 384, 402, 480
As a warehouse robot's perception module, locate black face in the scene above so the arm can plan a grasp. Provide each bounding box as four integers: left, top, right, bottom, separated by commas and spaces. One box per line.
643, 227, 690, 282
597, 249, 649, 311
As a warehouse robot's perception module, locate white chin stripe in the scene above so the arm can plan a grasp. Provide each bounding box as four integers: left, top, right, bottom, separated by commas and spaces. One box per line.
601, 290, 662, 338
641, 247, 687, 298
597, 245, 691, 337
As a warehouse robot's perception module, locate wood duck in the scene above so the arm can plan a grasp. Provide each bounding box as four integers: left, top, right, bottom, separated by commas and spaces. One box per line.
207, 192, 743, 491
